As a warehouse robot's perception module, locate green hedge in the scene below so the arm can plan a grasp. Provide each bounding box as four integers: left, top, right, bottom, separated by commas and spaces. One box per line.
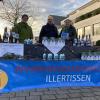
96, 40, 100, 46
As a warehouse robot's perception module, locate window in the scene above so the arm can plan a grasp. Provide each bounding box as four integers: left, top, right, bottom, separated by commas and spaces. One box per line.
85, 26, 92, 36
94, 23, 100, 35
77, 28, 84, 38
75, 7, 100, 23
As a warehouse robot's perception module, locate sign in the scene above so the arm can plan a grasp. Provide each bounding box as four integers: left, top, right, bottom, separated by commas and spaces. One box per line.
43, 41, 65, 54
0, 43, 24, 57
61, 32, 69, 40
0, 60, 100, 93
0, 70, 8, 89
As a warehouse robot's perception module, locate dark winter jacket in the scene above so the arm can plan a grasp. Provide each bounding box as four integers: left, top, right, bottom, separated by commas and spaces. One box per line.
39, 23, 58, 43
60, 25, 77, 41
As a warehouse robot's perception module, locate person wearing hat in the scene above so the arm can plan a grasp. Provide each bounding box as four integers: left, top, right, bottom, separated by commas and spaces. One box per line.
12, 14, 33, 43
39, 16, 58, 43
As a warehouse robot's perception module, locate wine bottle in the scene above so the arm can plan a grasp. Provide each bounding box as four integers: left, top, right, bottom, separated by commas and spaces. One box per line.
9, 31, 13, 43
0, 34, 2, 43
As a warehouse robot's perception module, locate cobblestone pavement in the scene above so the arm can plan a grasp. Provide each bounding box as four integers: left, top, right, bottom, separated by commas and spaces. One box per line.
0, 87, 100, 100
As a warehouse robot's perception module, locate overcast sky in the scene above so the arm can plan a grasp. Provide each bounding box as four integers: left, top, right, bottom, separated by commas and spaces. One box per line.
0, 0, 91, 37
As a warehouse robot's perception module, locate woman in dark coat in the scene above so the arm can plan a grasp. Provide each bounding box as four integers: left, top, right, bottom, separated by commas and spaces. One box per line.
60, 19, 77, 45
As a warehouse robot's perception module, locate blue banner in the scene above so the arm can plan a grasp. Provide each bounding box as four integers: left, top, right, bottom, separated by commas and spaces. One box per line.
0, 60, 100, 93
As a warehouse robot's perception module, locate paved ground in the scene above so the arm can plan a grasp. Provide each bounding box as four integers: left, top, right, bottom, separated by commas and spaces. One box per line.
0, 87, 100, 100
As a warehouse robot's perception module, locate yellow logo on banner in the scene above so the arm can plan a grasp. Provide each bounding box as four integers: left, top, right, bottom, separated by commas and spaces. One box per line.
0, 70, 8, 89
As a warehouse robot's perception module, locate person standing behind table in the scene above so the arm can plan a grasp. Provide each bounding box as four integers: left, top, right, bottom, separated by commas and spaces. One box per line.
3, 27, 9, 43
12, 14, 33, 43
59, 19, 77, 45
39, 16, 59, 43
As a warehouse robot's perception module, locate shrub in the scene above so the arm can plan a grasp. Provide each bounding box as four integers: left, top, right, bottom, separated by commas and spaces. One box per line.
96, 40, 100, 46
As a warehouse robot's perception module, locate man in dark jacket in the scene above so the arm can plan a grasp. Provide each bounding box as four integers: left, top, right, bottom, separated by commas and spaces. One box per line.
39, 16, 58, 43
60, 19, 77, 45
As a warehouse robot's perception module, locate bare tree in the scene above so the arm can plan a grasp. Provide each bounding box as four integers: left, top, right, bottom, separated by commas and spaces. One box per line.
0, 0, 32, 26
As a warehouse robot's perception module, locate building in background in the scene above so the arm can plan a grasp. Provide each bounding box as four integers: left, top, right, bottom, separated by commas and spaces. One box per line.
50, 15, 66, 29
61, 0, 100, 43
50, 15, 66, 34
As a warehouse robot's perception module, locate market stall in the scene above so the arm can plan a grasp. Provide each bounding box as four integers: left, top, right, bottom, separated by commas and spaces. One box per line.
0, 38, 100, 93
